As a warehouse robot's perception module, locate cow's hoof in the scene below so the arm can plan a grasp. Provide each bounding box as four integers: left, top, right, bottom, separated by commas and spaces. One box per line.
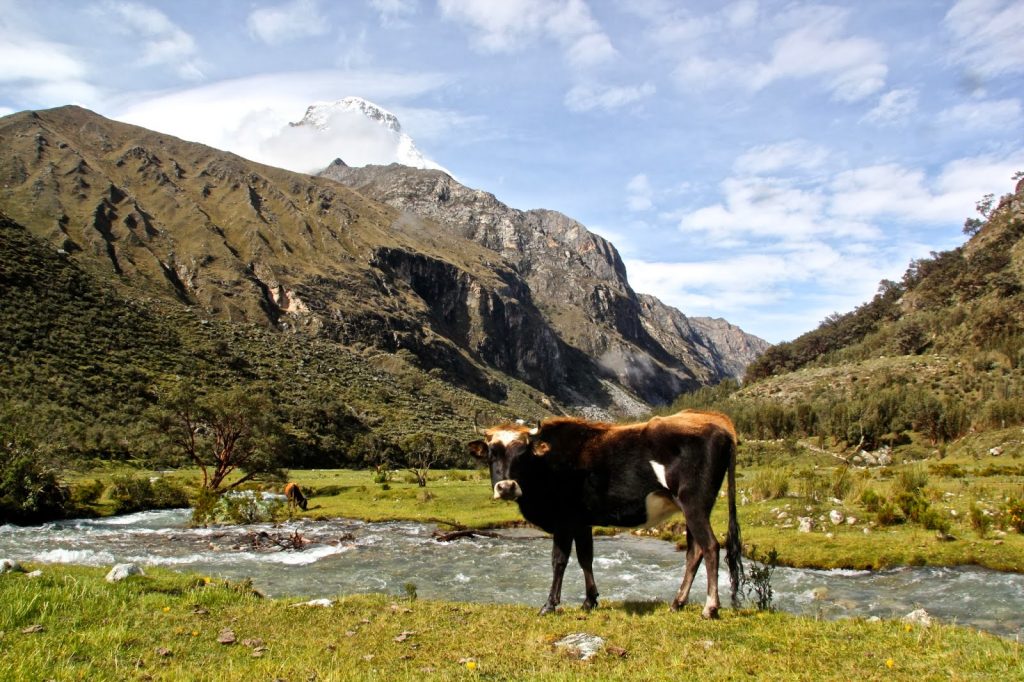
582, 599, 598, 611
701, 606, 720, 620
669, 600, 684, 612
539, 603, 559, 616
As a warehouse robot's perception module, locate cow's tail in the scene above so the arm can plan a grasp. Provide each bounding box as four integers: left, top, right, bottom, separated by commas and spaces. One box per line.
725, 435, 743, 607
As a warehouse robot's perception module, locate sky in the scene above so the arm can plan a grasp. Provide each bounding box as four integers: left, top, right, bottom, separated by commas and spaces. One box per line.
1, 0, 1023, 344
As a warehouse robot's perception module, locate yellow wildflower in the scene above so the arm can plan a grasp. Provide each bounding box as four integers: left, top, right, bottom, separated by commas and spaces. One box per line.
886, 658, 895, 669
465, 661, 478, 671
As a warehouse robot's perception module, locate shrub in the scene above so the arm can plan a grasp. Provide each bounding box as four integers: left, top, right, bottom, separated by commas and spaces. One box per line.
743, 545, 778, 612
0, 443, 70, 523
751, 468, 790, 501
892, 466, 929, 497
875, 501, 902, 526
151, 478, 190, 508
1005, 496, 1024, 533
71, 478, 105, 505
109, 475, 191, 514
859, 487, 883, 512
969, 503, 993, 538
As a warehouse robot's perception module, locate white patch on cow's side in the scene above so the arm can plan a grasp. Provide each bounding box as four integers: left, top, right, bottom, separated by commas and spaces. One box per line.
650, 460, 669, 489
488, 430, 525, 447
644, 492, 680, 527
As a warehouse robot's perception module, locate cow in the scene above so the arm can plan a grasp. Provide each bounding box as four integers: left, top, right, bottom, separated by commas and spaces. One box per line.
283, 482, 308, 512
468, 410, 742, 618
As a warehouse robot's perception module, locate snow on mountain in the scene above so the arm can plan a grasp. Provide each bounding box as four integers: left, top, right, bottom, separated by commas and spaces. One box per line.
273, 96, 449, 174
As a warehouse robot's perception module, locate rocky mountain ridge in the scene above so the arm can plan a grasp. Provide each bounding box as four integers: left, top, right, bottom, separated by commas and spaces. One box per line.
0, 106, 766, 418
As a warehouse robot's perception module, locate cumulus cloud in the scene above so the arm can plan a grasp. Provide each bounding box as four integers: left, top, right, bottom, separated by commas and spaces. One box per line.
667, 5, 887, 102
99, 1, 204, 80
111, 70, 452, 168
439, 0, 616, 68
370, 0, 416, 26
938, 97, 1022, 132
564, 82, 655, 112
248, 0, 330, 46
945, 0, 1024, 78
861, 87, 918, 126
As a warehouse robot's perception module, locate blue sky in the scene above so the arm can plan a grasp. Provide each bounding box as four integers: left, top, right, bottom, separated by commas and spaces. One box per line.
1, 0, 1022, 343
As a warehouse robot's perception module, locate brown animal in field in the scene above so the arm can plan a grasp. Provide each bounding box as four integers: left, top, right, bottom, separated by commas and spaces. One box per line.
469, 409, 741, 618
284, 482, 308, 511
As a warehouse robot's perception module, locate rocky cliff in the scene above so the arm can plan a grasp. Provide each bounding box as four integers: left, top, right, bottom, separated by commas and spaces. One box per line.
321, 162, 769, 404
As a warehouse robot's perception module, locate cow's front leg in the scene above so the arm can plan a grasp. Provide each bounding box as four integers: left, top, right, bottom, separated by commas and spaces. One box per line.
540, 529, 573, 615
574, 526, 599, 610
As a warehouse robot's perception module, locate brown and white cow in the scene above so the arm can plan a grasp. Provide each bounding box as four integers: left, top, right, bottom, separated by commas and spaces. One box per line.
468, 410, 742, 618
284, 482, 308, 512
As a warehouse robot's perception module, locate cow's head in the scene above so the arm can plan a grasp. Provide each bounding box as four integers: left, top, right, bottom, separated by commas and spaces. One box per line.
468, 423, 543, 501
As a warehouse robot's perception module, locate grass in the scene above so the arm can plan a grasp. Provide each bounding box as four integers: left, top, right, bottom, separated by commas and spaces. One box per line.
1, 565, 1021, 681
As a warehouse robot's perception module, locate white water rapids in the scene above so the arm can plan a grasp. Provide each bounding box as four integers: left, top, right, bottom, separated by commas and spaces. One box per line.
1, 509, 1021, 639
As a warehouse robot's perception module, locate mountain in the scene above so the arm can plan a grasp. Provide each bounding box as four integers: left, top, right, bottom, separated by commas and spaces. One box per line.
272, 97, 449, 174
319, 161, 769, 408
676, 175, 1024, 450
0, 106, 765, 449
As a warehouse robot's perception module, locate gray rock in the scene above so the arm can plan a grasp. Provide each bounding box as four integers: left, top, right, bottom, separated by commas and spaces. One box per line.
902, 608, 933, 627
829, 510, 844, 525
105, 563, 145, 582
798, 517, 813, 533
554, 633, 606, 661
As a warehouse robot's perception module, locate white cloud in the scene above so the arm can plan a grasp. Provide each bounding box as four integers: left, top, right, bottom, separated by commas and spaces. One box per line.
725, 0, 758, 30
564, 82, 655, 112
734, 140, 829, 176
247, 0, 330, 46
862, 88, 918, 126
439, 0, 615, 68
111, 70, 452, 167
626, 174, 653, 211
370, 0, 416, 25
945, 0, 1024, 78
671, 5, 887, 102
100, 1, 204, 80
938, 97, 1022, 132
0, 38, 86, 83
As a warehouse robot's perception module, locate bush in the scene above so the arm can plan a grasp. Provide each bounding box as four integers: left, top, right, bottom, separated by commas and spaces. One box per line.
969, 503, 993, 538
0, 443, 70, 523
751, 468, 790, 501
743, 546, 778, 611
859, 487, 883, 512
109, 475, 190, 514
71, 478, 105, 505
875, 501, 903, 526
1005, 496, 1024, 533
151, 478, 190, 508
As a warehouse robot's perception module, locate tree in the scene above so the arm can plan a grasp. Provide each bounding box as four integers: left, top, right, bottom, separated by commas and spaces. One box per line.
397, 432, 444, 487
156, 384, 283, 492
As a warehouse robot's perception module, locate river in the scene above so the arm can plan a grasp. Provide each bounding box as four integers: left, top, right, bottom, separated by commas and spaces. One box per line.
1, 509, 1021, 639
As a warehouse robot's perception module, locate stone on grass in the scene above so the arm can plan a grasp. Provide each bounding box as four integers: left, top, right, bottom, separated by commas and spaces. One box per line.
798, 517, 813, 533
903, 609, 933, 627
290, 598, 333, 608
1, 559, 25, 573
554, 633, 606, 661
829, 510, 844, 525
105, 563, 144, 582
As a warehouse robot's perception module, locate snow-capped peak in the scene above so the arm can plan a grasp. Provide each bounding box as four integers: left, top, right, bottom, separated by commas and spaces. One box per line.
288, 96, 447, 174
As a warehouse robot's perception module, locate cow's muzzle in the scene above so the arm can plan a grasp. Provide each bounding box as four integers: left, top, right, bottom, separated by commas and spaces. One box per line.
493, 480, 522, 501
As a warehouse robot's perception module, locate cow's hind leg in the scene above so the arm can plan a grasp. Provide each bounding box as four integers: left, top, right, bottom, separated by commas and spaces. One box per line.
574, 527, 599, 610
670, 527, 704, 611
674, 508, 721, 619
540, 529, 573, 615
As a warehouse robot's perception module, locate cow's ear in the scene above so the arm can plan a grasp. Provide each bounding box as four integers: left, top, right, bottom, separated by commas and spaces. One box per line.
468, 440, 488, 460
533, 441, 550, 456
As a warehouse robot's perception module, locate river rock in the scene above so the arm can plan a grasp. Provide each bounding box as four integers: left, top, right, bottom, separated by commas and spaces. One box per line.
106, 563, 145, 582
902, 609, 933, 627
1, 559, 25, 573
26, 569, 43, 578
798, 517, 813, 533
989, 446, 1003, 456
829, 510, 844, 525
554, 633, 605, 661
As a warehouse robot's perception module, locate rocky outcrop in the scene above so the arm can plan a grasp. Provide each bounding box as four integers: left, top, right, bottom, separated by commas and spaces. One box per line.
322, 162, 769, 399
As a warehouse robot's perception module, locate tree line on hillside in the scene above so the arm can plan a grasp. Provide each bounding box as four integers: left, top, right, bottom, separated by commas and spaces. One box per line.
746, 177, 1024, 381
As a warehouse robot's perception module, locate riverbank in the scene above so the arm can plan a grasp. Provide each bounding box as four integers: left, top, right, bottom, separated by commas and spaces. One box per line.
1, 564, 1020, 681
